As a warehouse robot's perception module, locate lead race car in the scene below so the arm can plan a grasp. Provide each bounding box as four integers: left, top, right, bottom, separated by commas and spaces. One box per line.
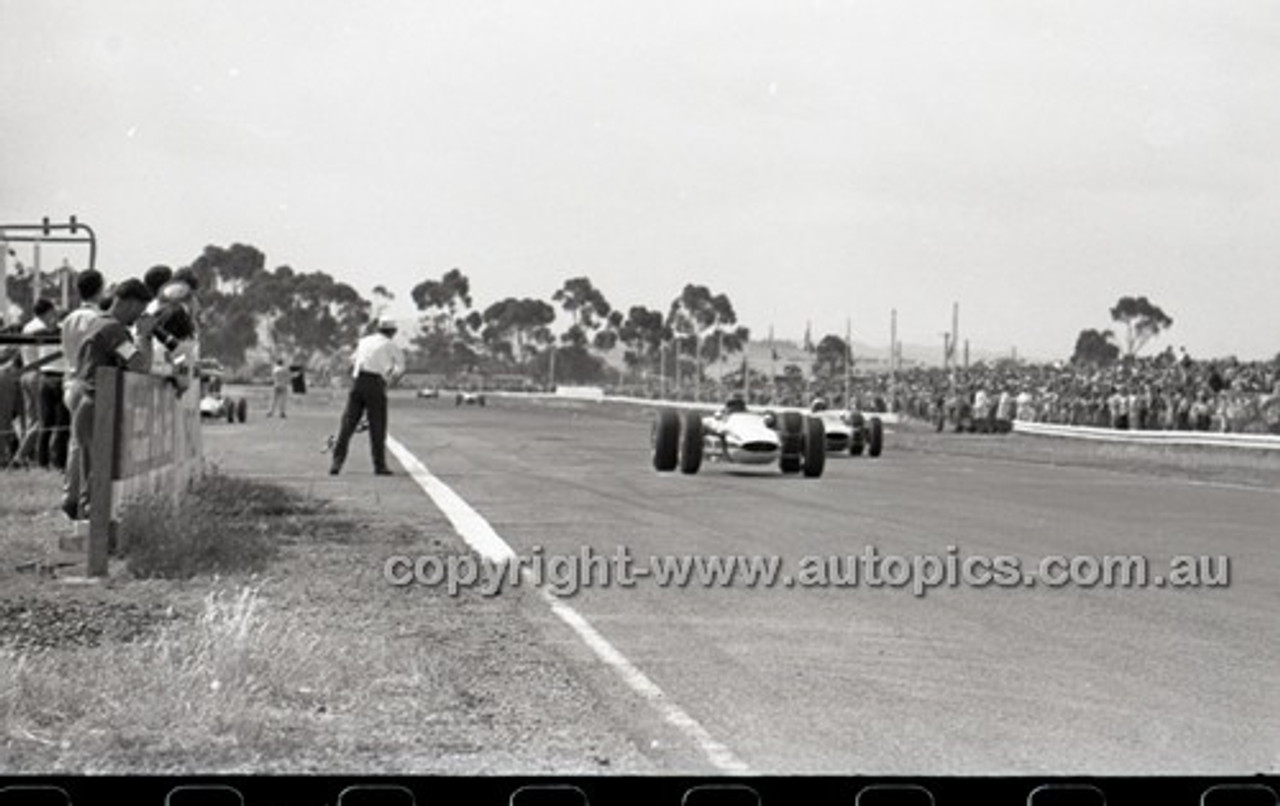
651, 396, 826, 477
809, 398, 884, 457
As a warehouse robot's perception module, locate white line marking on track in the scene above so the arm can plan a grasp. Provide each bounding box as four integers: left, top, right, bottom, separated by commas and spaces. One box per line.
386, 435, 752, 774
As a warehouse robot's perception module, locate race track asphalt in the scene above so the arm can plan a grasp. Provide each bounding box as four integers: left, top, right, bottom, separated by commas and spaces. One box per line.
383, 394, 1279, 774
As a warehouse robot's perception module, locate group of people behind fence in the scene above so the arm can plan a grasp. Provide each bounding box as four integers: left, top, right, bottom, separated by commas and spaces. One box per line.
0, 264, 200, 521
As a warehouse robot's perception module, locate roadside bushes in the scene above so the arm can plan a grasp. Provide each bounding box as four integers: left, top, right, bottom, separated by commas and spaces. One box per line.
117, 470, 317, 579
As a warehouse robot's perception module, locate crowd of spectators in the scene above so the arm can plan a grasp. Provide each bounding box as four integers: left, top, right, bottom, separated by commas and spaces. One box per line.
1, 266, 200, 521
878, 355, 1280, 434
599, 352, 1280, 435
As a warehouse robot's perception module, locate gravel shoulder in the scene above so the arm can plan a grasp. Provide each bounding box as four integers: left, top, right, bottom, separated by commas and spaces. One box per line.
0, 393, 653, 774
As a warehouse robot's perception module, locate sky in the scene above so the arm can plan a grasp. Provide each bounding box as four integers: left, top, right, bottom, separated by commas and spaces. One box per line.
2, 0, 1278, 361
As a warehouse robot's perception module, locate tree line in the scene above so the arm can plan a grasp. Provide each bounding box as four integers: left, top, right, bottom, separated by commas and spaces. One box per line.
170, 244, 755, 384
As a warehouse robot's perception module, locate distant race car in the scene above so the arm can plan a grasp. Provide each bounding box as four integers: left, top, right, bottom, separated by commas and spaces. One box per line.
197, 360, 248, 424
652, 397, 826, 478
809, 399, 884, 457
416, 387, 440, 400
455, 391, 487, 407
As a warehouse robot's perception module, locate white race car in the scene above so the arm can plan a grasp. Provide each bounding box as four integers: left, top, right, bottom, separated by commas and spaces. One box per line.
651, 399, 826, 477
455, 391, 487, 406
197, 360, 248, 424
809, 401, 884, 457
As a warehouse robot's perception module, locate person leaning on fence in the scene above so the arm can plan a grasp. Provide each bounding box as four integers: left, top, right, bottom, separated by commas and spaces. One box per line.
63, 279, 155, 520
328, 317, 404, 477
59, 269, 106, 514
0, 349, 21, 466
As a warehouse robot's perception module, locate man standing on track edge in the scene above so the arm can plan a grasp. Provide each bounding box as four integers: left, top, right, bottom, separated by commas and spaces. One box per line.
329, 317, 405, 476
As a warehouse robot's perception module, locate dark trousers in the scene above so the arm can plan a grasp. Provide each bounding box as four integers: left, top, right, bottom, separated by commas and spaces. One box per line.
38, 373, 69, 470
332, 372, 389, 471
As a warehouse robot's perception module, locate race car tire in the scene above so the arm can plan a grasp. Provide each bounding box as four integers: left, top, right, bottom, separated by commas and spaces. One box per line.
868, 416, 884, 457
455, 394, 463, 406
847, 412, 866, 456
225, 404, 234, 424
778, 411, 804, 474
679, 411, 703, 474
236, 398, 248, 424
652, 409, 680, 472
802, 416, 826, 478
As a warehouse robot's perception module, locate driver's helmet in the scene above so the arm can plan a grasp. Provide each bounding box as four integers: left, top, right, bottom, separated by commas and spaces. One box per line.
811, 397, 829, 412
724, 393, 747, 413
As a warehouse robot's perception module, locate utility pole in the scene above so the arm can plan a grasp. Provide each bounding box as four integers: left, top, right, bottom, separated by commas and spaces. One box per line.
31, 238, 42, 309
889, 308, 898, 408
964, 338, 970, 371
844, 317, 852, 407
0, 235, 8, 324
548, 341, 556, 391
659, 342, 667, 399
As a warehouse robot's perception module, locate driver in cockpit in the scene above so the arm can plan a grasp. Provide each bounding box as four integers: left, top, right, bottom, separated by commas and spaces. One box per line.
723, 392, 748, 414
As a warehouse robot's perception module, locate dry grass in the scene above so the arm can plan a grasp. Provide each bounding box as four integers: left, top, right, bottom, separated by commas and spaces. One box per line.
0, 584, 454, 772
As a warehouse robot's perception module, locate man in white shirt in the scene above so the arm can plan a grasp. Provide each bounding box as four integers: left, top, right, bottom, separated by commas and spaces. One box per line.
16, 299, 59, 467
59, 269, 105, 514
329, 318, 405, 476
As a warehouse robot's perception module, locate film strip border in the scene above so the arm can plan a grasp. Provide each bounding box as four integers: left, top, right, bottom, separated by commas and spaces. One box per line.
0, 777, 1276, 805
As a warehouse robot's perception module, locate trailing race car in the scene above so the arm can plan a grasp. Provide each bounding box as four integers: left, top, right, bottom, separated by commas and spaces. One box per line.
652, 396, 826, 477
416, 386, 440, 400
197, 359, 248, 424
455, 391, 486, 406
809, 398, 884, 457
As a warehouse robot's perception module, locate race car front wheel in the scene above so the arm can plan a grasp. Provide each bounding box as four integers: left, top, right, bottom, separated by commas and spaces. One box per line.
679, 411, 703, 474
868, 416, 884, 458
802, 416, 826, 478
652, 410, 680, 472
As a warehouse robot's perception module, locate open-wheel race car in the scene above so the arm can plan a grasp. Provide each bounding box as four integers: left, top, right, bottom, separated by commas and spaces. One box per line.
455, 390, 487, 406
198, 359, 248, 424
651, 397, 826, 478
809, 399, 884, 457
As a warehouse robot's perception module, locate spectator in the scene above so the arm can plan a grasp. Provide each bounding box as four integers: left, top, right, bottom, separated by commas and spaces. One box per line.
268, 358, 291, 418
0, 349, 21, 466
60, 269, 106, 510
16, 299, 59, 467
64, 279, 154, 520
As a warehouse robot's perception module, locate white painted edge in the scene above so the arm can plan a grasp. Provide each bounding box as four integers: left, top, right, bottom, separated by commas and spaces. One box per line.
385, 435, 752, 774
1014, 421, 1280, 450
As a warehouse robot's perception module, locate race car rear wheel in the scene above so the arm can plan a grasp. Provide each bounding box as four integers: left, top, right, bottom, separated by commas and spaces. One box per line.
849, 412, 865, 456
679, 411, 703, 474
802, 416, 826, 478
652, 410, 680, 472
868, 416, 884, 458
455, 394, 463, 406
236, 398, 248, 423
778, 411, 804, 473
478, 395, 487, 407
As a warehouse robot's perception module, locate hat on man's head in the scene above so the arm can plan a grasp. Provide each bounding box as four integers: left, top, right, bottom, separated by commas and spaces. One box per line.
376, 317, 398, 333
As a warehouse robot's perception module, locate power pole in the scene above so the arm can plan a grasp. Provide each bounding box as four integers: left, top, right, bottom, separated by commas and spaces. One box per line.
889, 308, 898, 410
659, 342, 667, 399
844, 316, 852, 406
31, 238, 42, 309
0, 235, 8, 324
